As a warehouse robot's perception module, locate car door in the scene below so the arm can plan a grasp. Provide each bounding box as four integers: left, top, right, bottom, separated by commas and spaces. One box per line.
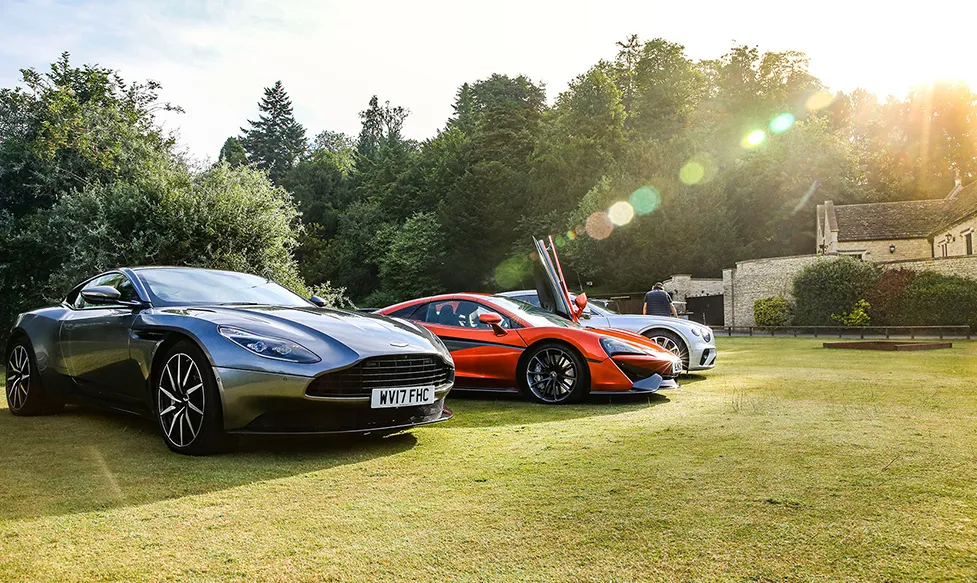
60, 273, 145, 404
412, 300, 527, 390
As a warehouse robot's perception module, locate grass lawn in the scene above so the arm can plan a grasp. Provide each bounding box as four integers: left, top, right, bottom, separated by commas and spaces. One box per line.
1, 338, 976, 582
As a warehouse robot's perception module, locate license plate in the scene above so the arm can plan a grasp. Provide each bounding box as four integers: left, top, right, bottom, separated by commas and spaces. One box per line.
672, 360, 683, 374
370, 386, 436, 409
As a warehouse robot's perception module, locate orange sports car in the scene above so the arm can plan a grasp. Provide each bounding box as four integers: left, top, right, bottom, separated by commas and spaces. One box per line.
376, 238, 682, 404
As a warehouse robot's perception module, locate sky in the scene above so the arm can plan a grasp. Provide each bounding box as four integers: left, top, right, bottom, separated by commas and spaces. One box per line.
2, 0, 975, 160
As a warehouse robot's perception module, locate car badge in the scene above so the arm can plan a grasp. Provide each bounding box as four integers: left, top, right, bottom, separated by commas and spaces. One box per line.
390, 341, 409, 347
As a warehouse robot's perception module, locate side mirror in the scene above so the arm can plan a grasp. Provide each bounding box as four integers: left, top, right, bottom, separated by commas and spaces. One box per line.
574, 293, 588, 310
310, 295, 328, 307
478, 312, 507, 335
81, 286, 122, 305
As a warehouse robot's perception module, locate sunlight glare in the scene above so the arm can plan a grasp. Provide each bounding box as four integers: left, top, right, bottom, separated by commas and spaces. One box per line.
608, 201, 635, 226
585, 212, 613, 240
806, 91, 835, 111
770, 113, 795, 134
743, 130, 766, 148
629, 186, 661, 215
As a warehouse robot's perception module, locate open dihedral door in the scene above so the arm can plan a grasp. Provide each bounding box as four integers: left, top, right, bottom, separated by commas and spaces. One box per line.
532, 236, 584, 323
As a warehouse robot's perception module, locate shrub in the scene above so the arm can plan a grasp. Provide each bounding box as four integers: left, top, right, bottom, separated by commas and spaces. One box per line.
754, 297, 792, 326
831, 299, 871, 326
902, 272, 977, 330
865, 269, 918, 325
792, 257, 881, 325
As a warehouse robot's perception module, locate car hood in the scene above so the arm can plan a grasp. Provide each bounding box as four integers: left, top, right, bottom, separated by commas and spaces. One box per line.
159, 305, 446, 365
606, 314, 710, 333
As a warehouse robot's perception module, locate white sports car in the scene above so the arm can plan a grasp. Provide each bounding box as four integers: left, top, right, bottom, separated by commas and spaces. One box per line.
498, 290, 717, 372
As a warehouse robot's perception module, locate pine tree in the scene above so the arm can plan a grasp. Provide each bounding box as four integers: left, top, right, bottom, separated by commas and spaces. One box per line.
240, 81, 307, 184
218, 137, 247, 167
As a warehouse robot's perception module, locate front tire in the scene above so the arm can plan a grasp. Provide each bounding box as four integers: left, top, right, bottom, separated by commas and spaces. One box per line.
518, 343, 589, 404
153, 341, 227, 455
5, 338, 63, 416
643, 330, 689, 371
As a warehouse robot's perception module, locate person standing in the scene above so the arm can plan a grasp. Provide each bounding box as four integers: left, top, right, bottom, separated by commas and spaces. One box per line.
643, 282, 677, 317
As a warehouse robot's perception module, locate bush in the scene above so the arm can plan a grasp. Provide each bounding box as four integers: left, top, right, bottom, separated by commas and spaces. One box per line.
792, 257, 881, 325
754, 297, 792, 326
831, 299, 871, 326
865, 269, 918, 325
902, 272, 977, 330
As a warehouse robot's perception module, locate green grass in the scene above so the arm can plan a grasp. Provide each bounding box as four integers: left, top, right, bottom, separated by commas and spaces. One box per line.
2, 338, 976, 582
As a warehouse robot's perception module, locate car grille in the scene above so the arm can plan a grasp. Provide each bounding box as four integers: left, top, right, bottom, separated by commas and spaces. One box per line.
306, 354, 454, 398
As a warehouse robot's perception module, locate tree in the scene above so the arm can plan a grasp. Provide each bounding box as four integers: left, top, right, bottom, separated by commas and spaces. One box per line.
218, 137, 248, 167
0, 52, 180, 219
239, 81, 307, 184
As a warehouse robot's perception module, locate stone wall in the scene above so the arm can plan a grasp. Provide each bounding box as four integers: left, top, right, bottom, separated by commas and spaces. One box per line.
723, 255, 831, 327
722, 253, 977, 326
662, 274, 724, 304
881, 254, 977, 279
836, 237, 932, 262
934, 215, 977, 257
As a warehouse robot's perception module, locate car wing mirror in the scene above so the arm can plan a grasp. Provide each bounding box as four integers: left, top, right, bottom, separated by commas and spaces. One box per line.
478, 312, 507, 336
573, 292, 588, 318
310, 295, 328, 307
80, 286, 122, 305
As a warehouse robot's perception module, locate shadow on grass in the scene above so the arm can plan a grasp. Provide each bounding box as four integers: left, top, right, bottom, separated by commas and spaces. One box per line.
443, 390, 670, 429
0, 404, 416, 521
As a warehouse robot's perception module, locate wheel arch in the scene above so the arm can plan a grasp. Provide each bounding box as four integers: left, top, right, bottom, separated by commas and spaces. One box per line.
639, 327, 690, 352
148, 331, 211, 389
515, 337, 592, 390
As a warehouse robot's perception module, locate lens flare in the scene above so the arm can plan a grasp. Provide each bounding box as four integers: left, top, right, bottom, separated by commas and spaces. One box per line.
554, 234, 566, 248
686, 152, 718, 184
629, 186, 661, 215
743, 130, 766, 148
585, 212, 613, 240
494, 255, 530, 289
566, 230, 576, 241
806, 91, 834, 111
679, 161, 705, 185
608, 201, 635, 226
770, 113, 795, 134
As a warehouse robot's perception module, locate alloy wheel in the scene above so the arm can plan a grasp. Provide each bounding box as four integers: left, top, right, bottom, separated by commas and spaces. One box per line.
158, 352, 206, 448
526, 348, 578, 403
6, 345, 30, 411
650, 335, 688, 367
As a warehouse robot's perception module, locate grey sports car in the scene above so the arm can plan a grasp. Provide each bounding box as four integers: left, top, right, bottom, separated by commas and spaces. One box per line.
5, 267, 454, 454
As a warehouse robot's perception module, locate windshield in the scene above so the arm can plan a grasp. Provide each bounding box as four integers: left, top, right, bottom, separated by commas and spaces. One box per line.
486, 296, 582, 329
137, 268, 312, 307
575, 296, 618, 315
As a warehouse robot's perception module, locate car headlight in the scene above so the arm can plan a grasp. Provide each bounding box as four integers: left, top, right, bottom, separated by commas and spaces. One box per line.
702, 329, 712, 342
218, 326, 320, 363
600, 336, 652, 357
690, 328, 700, 337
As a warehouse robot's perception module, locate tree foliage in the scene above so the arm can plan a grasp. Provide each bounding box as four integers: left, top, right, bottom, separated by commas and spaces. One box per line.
239, 81, 307, 184
791, 258, 881, 326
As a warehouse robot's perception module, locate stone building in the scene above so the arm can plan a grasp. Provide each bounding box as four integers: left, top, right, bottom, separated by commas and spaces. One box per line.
722, 180, 977, 327
816, 180, 977, 261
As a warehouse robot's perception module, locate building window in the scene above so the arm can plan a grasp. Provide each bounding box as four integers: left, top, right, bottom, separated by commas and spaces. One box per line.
939, 242, 948, 258
967, 232, 973, 255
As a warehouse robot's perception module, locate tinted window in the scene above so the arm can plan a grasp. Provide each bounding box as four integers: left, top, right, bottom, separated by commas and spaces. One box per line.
484, 296, 581, 329
137, 268, 311, 307
422, 300, 512, 329
389, 305, 425, 320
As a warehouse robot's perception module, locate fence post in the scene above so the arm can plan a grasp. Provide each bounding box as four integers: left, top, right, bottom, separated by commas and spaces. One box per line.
885, 327, 890, 339
939, 327, 944, 340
